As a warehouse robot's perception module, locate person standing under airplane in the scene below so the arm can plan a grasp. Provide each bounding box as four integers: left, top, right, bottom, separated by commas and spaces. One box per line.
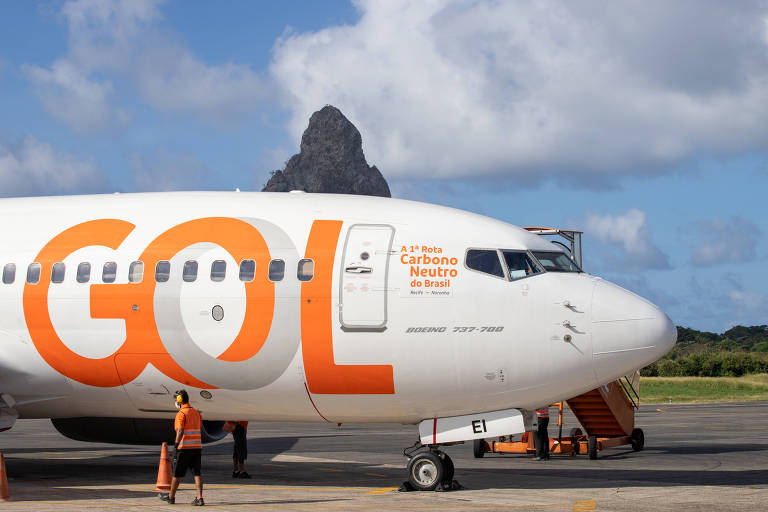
223, 420, 250, 478
532, 406, 550, 461
161, 390, 205, 506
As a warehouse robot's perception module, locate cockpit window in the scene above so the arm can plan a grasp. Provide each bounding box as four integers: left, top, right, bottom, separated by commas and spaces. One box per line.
465, 249, 505, 278
502, 251, 541, 281
531, 251, 581, 272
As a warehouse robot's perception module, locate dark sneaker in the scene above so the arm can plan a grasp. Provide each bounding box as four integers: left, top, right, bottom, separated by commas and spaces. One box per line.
232, 471, 240, 478
159, 494, 175, 504
192, 497, 205, 506
239, 471, 251, 479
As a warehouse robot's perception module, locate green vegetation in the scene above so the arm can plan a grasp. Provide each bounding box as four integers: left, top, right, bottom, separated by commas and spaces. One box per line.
641, 325, 768, 377
640, 374, 768, 403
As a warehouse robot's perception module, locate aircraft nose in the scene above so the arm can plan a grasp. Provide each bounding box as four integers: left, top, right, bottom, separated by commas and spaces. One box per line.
591, 280, 677, 383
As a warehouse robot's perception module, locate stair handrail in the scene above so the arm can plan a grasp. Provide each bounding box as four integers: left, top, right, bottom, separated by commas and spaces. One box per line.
618, 370, 640, 409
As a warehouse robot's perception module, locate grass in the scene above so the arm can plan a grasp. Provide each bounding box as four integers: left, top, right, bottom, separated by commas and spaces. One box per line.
640, 374, 768, 404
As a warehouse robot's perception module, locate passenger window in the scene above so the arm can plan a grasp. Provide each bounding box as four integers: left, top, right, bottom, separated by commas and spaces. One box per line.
27, 263, 41, 284
51, 262, 66, 283
502, 251, 541, 281
183, 261, 198, 282
465, 249, 505, 278
102, 261, 117, 283
211, 260, 226, 282
268, 259, 285, 282
76, 262, 91, 283
2, 263, 15, 284
128, 261, 144, 283
155, 261, 170, 282
239, 259, 255, 282
297, 259, 314, 282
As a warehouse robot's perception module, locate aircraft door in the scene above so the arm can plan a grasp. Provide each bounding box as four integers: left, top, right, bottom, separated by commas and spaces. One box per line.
339, 224, 395, 330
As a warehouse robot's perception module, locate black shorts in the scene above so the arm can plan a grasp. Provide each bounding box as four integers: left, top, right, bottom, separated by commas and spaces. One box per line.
233, 424, 247, 462
174, 449, 202, 478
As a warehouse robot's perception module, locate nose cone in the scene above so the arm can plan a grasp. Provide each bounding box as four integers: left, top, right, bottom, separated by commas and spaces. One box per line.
591, 280, 677, 383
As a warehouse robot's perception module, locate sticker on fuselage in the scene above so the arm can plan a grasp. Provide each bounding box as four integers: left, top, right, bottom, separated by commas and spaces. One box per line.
399, 244, 459, 297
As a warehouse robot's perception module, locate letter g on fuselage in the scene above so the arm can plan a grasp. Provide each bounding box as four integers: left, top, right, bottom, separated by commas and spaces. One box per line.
23, 217, 299, 391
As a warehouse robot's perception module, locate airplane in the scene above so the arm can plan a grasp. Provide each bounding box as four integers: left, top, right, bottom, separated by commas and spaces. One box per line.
0, 191, 676, 490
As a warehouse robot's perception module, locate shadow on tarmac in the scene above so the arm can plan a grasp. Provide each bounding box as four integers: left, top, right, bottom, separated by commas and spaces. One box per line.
211, 499, 352, 506
6, 450, 767, 499
7, 487, 155, 502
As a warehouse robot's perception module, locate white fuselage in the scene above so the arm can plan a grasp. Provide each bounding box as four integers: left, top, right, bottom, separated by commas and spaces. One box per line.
0, 192, 675, 425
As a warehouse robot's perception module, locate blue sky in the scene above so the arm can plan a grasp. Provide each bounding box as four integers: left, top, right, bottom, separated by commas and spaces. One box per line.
0, 0, 766, 332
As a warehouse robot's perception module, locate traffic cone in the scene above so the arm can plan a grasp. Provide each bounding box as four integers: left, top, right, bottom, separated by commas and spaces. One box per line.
0, 453, 9, 501
154, 443, 173, 492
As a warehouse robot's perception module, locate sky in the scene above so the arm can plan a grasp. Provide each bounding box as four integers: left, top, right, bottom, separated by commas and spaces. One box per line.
0, 0, 766, 333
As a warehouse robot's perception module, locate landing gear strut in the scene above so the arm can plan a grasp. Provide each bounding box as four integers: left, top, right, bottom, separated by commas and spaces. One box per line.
403, 443, 457, 491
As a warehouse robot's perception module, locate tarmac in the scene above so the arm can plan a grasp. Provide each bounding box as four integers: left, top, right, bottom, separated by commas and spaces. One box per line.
1, 402, 766, 511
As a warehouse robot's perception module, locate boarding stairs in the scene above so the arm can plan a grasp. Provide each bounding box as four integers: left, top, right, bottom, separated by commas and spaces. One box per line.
566, 371, 639, 436
564, 371, 643, 458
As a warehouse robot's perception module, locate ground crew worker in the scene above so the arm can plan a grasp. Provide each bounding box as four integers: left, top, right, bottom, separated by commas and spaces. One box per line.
223, 420, 250, 478
160, 390, 204, 506
532, 406, 550, 461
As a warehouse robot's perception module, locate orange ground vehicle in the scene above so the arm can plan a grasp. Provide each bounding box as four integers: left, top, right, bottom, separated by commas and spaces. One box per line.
474, 373, 644, 460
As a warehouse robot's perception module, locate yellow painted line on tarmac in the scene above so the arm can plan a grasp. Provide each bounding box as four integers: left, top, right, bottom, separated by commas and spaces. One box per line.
261, 463, 287, 467
573, 499, 598, 511
317, 467, 345, 472
365, 486, 399, 495
365, 472, 388, 477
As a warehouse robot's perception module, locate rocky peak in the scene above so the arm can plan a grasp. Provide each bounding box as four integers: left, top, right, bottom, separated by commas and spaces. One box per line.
262, 106, 390, 197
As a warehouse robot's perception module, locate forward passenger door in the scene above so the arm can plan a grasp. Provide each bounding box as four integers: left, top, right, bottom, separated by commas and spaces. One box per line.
339, 224, 395, 330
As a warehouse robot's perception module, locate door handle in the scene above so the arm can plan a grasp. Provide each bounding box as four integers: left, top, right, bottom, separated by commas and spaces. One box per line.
345, 266, 372, 273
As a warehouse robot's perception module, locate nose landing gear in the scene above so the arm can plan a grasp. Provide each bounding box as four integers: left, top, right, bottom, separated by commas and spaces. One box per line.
403, 443, 459, 491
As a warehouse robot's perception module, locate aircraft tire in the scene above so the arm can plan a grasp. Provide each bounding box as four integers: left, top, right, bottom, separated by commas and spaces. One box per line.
407, 452, 444, 491
472, 439, 486, 458
630, 428, 645, 451
588, 435, 598, 460
441, 453, 454, 483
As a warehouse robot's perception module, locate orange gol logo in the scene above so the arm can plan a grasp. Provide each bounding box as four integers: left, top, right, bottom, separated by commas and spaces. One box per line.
22, 218, 394, 395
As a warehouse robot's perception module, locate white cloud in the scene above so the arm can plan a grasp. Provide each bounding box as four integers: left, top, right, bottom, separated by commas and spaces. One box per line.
0, 137, 102, 196
135, 46, 266, 121
690, 217, 760, 266
727, 289, 768, 321
22, 60, 129, 132
675, 275, 768, 332
130, 150, 210, 191
584, 209, 670, 270
271, 0, 768, 181
22, 0, 160, 131
24, 0, 267, 130
61, 0, 164, 71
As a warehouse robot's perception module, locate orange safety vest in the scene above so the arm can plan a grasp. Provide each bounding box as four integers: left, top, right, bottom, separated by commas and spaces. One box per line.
175, 404, 202, 450
223, 420, 248, 432
536, 407, 549, 418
